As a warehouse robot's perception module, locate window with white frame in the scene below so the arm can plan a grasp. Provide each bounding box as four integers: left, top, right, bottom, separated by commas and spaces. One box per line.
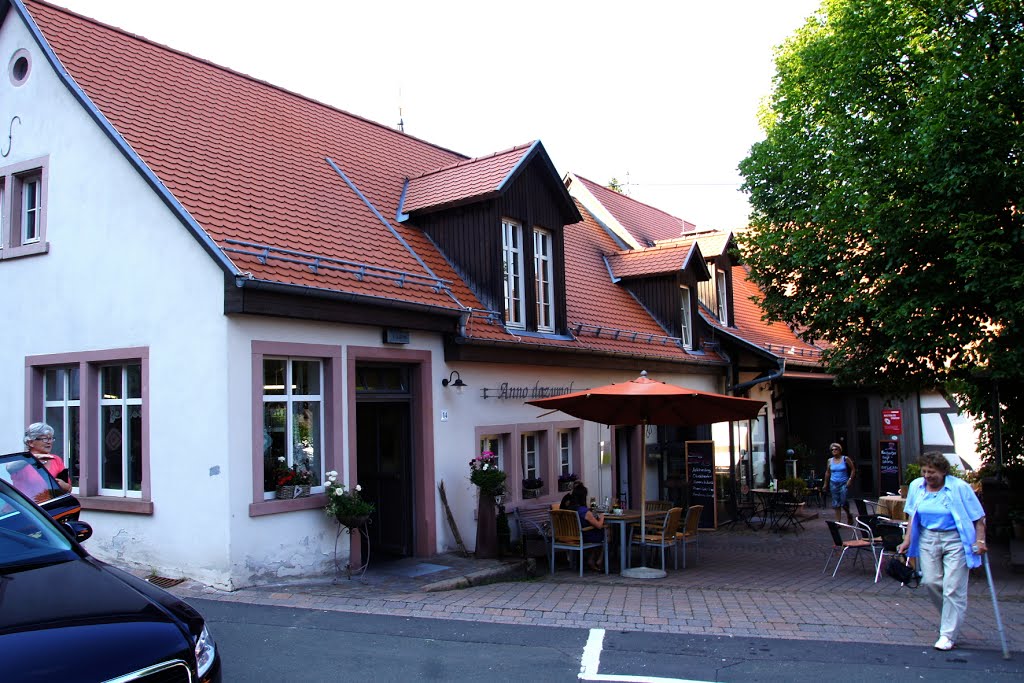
680, 285, 693, 349
43, 367, 81, 490
98, 364, 144, 497
0, 156, 48, 260
533, 227, 555, 332
522, 432, 539, 482
502, 218, 525, 329
558, 431, 572, 477
715, 269, 728, 324
262, 358, 324, 497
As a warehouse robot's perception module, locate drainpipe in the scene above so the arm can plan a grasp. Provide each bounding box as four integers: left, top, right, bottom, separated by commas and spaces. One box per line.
728, 358, 785, 395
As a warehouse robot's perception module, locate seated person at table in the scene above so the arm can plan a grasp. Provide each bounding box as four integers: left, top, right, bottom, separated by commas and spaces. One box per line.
560, 480, 583, 511
571, 484, 606, 571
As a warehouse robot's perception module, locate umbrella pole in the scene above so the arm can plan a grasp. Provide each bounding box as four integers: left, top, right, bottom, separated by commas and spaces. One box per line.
620, 419, 666, 579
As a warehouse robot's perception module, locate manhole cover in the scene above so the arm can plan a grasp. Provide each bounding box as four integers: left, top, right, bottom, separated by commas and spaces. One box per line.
147, 575, 185, 588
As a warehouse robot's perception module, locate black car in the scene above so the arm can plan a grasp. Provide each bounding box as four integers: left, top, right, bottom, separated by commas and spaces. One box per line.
0, 477, 221, 682
0, 451, 87, 525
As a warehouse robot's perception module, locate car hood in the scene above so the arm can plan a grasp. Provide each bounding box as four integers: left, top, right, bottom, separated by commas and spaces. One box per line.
0, 558, 192, 680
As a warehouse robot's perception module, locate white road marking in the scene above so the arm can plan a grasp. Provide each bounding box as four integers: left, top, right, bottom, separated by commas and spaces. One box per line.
578, 627, 714, 683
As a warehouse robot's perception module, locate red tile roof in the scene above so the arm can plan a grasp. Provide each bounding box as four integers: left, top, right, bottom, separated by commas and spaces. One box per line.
21, 1, 720, 366
605, 238, 706, 280
708, 264, 825, 367
26, 0, 481, 313
564, 202, 723, 363
402, 143, 534, 215
574, 175, 692, 245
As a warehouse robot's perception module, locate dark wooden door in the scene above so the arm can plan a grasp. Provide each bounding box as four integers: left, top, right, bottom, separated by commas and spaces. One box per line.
356, 401, 412, 557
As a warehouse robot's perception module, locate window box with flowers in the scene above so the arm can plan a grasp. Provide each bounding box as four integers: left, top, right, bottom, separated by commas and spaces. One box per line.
557, 473, 579, 492
273, 454, 317, 500
522, 477, 545, 498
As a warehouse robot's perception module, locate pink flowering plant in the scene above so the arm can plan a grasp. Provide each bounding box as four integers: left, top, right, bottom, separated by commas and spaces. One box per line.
469, 451, 506, 496
324, 470, 374, 520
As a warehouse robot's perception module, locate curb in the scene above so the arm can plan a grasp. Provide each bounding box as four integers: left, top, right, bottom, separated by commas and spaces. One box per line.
422, 560, 527, 592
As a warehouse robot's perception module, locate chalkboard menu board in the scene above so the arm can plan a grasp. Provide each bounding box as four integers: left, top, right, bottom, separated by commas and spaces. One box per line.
878, 440, 901, 495
685, 440, 717, 529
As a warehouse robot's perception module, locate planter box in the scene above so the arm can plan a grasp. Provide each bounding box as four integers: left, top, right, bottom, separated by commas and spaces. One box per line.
276, 485, 310, 500
557, 480, 577, 492
522, 487, 542, 499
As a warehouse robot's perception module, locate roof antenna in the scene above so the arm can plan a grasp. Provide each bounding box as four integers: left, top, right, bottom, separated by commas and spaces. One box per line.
397, 87, 405, 133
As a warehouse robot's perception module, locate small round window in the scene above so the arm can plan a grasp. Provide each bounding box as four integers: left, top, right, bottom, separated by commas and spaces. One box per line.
10, 49, 31, 87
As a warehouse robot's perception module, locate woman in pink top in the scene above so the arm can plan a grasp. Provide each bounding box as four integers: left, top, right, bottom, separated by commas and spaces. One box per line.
9, 423, 71, 503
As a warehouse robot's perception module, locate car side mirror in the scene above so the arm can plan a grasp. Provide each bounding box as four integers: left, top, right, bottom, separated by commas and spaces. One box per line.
63, 519, 93, 543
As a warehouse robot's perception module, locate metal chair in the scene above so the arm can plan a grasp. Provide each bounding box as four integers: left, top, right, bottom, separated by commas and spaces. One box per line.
628, 506, 683, 571
674, 504, 703, 568
774, 491, 806, 533
871, 519, 907, 583
824, 521, 877, 577
549, 509, 608, 576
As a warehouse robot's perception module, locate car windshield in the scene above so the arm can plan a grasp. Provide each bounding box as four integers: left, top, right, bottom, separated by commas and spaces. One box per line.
0, 483, 75, 570
0, 452, 65, 505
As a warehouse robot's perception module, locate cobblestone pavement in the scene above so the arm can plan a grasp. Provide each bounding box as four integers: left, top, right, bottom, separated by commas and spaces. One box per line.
166, 520, 1023, 654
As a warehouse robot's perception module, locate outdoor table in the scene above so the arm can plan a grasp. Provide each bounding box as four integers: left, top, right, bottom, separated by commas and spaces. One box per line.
602, 509, 666, 573
750, 489, 788, 530
877, 495, 907, 521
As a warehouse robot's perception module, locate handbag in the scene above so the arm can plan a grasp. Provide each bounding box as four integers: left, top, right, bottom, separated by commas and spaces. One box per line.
885, 554, 920, 587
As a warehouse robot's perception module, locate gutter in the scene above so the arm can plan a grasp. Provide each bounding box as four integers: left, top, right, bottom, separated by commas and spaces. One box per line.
234, 277, 466, 320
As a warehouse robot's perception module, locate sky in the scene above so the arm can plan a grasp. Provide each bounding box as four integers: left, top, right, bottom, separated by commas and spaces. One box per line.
48, 0, 823, 231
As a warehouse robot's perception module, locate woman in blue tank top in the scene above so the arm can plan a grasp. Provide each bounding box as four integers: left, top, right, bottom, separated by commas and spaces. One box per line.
823, 442, 855, 524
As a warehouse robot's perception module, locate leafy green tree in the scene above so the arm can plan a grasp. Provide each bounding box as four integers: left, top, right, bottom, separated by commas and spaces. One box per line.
738, 0, 1024, 468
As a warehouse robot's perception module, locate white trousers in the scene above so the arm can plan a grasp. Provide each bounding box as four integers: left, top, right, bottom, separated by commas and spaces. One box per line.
919, 528, 969, 640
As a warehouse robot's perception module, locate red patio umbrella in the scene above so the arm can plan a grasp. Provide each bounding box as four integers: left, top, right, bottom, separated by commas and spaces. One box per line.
526, 371, 765, 576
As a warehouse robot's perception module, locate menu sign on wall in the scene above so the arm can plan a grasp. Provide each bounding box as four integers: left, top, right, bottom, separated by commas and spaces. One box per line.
685, 440, 717, 529
878, 440, 901, 495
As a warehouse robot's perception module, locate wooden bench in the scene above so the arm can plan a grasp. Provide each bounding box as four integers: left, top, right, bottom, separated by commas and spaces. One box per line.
513, 504, 553, 562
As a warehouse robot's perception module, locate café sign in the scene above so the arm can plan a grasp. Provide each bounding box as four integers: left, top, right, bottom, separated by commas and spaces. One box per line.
481, 380, 575, 400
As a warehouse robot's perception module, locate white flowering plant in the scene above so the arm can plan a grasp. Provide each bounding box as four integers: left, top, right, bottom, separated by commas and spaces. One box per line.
323, 471, 375, 520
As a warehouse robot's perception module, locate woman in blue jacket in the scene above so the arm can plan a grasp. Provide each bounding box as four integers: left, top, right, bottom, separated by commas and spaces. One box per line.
897, 451, 986, 651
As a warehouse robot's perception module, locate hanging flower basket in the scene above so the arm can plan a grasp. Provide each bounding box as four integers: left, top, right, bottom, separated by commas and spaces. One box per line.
276, 485, 310, 500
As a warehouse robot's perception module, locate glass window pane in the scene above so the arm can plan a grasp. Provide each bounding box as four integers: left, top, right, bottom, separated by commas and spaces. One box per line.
101, 366, 122, 400
68, 367, 80, 401
127, 405, 143, 492
126, 364, 142, 399
292, 401, 321, 485
291, 360, 321, 395
263, 359, 286, 396
263, 402, 286, 491
45, 368, 64, 401
101, 405, 123, 489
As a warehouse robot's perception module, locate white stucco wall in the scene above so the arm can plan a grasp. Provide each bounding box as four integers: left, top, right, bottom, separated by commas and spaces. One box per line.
1, 16, 232, 583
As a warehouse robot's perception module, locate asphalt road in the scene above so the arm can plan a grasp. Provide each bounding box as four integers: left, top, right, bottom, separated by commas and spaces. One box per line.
193, 598, 1021, 682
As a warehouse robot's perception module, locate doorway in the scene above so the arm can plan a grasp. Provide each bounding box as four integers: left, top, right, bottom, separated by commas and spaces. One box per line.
355, 362, 414, 559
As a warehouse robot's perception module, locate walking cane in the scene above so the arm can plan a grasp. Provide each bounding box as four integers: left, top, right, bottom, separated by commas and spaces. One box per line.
980, 549, 1011, 660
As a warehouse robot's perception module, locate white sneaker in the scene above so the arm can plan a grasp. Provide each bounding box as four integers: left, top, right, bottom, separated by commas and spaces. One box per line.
934, 636, 955, 651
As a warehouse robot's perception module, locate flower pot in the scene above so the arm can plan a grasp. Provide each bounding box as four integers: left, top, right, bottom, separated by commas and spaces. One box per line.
522, 487, 542, 499
276, 485, 310, 500
336, 514, 369, 529
558, 480, 576, 492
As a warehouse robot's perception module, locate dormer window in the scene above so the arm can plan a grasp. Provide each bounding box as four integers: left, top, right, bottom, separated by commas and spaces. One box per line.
715, 269, 728, 324
502, 219, 526, 329
534, 228, 555, 332
680, 285, 693, 350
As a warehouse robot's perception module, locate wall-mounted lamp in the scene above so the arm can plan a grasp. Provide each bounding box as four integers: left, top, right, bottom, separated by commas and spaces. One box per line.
441, 370, 467, 394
